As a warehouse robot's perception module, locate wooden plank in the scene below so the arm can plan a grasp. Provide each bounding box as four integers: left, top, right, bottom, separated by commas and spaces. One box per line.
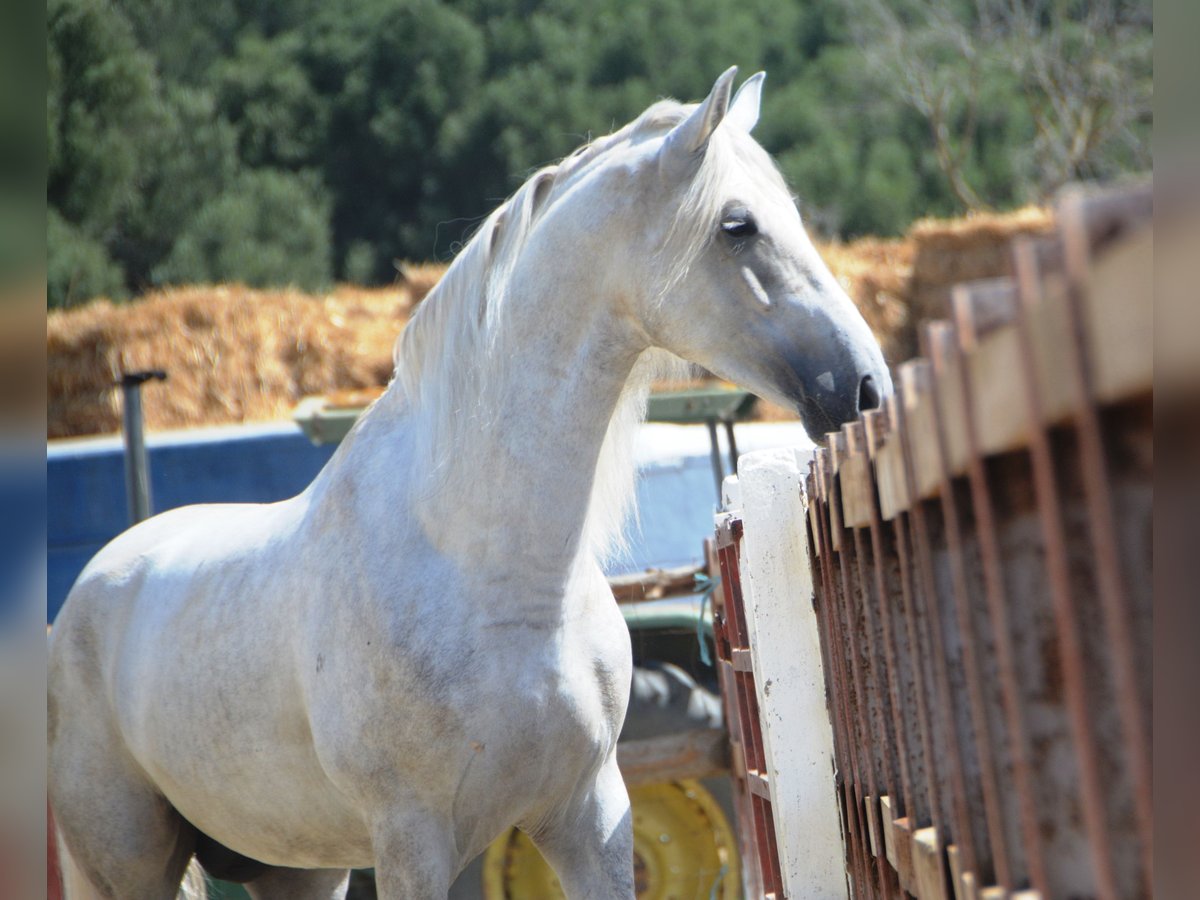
951, 278, 1018, 347
616, 728, 730, 787
876, 395, 910, 521
946, 844, 980, 900
731, 648, 754, 672
729, 738, 746, 778
926, 321, 970, 477
881, 795, 899, 870
608, 564, 704, 604
864, 795, 882, 858
827, 466, 843, 552
913, 826, 949, 900
900, 360, 942, 501
747, 769, 772, 800
892, 816, 916, 895
839, 451, 874, 529
1087, 224, 1152, 404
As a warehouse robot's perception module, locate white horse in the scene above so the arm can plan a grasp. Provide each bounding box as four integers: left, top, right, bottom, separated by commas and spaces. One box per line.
49, 67, 890, 899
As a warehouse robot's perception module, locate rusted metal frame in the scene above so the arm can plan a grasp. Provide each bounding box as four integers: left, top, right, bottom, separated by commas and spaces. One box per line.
810, 457, 879, 900
891, 384, 968, 892
816, 453, 879, 900
828, 429, 890, 899
833, 448, 896, 898
805, 473, 849, 777
1059, 196, 1153, 891
845, 451, 907, 896
862, 411, 917, 825
890, 505, 942, 834
850, 521, 901, 806
807, 467, 875, 897
712, 538, 764, 900
896, 365, 983, 878
1011, 237, 1119, 900
811, 452, 869, 896
740, 667, 782, 898
848, 526, 905, 900
762, 800, 787, 898
806, 458, 873, 900
833, 516, 884, 899
886, 393, 944, 835
844, 426, 900, 811
923, 323, 1012, 891
950, 287, 1050, 895
721, 536, 783, 898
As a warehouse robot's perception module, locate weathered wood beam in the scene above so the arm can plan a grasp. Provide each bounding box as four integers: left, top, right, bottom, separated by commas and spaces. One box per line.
607, 564, 706, 604
616, 728, 730, 786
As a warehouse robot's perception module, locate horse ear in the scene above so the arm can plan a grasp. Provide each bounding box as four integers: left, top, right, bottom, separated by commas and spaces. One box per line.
727, 71, 765, 133
660, 66, 738, 167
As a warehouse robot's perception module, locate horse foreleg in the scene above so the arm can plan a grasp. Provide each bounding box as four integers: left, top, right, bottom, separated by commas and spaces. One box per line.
369, 812, 455, 900
531, 757, 635, 900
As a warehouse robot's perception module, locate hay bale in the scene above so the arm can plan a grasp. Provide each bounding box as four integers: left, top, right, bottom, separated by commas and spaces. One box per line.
817, 236, 914, 366
906, 207, 1055, 345
47, 284, 418, 438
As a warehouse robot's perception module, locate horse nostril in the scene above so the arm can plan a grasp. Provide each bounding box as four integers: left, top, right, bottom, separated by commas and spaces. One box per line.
858, 374, 881, 413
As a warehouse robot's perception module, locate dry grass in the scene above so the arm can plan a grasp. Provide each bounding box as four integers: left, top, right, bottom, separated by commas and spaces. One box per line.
48, 285, 415, 438
47, 208, 1054, 439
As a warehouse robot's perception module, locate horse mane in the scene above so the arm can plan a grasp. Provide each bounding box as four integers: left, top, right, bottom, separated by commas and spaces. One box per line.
388, 98, 775, 563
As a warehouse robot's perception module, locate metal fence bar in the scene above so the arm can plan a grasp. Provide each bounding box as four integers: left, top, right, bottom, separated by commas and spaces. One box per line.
950, 283, 1049, 895
1011, 237, 1118, 900
810, 457, 875, 899
1058, 193, 1154, 896
713, 518, 787, 898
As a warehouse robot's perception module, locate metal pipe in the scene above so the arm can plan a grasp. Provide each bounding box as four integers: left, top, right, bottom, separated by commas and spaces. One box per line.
705, 418, 725, 501
119, 370, 166, 525
724, 418, 740, 475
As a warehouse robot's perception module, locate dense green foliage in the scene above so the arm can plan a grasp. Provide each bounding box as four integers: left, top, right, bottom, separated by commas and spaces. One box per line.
47, 0, 1151, 307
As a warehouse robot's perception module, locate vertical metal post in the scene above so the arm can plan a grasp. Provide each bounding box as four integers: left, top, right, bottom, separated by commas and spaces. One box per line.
705, 417, 725, 501
723, 418, 740, 475
119, 370, 166, 525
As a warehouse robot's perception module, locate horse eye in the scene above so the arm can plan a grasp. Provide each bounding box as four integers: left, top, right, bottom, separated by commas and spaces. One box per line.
720, 216, 758, 238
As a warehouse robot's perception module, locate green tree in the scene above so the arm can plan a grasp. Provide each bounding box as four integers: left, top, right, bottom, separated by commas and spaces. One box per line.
47, 208, 126, 308
48, 0, 161, 243
153, 169, 333, 291
47, 0, 1152, 304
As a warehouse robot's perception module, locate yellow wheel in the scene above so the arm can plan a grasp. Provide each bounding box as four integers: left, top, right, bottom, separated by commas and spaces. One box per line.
481, 779, 740, 899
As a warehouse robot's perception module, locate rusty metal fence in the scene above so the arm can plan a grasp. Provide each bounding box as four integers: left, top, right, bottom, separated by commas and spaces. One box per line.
804, 183, 1152, 899
711, 520, 786, 899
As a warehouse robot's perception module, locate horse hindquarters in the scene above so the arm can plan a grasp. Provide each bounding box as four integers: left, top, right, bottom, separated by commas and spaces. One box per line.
49, 594, 201, 900
54, 822, 207, 900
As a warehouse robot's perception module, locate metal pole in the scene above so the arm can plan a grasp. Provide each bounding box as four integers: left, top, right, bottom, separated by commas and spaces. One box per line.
119, 370, 166, 525
705, 417, 725, 502
723, 418, 740, 475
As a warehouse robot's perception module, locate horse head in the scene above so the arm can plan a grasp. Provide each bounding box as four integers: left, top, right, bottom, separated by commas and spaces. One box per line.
633, 67, 892, 439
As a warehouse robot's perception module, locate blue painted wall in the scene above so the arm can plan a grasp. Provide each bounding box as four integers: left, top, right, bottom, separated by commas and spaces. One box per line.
47, 424, 337, 622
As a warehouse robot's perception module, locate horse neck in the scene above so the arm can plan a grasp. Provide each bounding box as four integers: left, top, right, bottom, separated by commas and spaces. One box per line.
379, 245, 650, 587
